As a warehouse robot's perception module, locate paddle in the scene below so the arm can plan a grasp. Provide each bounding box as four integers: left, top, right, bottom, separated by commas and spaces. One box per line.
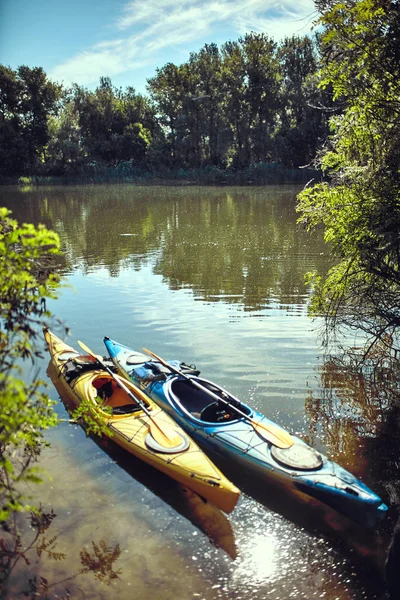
77, 340, 184, 449
142, 347, 294, 450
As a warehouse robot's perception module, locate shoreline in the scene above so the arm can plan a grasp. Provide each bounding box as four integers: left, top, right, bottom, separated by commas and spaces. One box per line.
0, 165, 321, 188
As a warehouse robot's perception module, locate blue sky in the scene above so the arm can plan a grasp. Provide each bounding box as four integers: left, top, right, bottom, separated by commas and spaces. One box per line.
0, 0, 317, 94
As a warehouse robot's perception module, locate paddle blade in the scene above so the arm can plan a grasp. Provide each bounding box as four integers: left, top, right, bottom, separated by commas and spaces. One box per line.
78, 339, 91, 353
148, 419, 185, 449
142, 347, 170, 369
77, 340, 100, 361
253, 420, 294, 449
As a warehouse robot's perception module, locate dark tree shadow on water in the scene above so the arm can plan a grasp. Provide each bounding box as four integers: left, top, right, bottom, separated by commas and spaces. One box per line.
306, 354, 400, 520
93, 435, 238, 560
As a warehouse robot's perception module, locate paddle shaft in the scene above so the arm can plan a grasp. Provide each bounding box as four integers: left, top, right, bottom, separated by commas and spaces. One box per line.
97, 358, 152, 417
142, 348, 294, 448
77, 341, 174, 441
172, 367, 247, 415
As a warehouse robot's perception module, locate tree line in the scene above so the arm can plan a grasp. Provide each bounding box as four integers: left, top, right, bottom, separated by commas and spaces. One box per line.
0, 33, 331, 181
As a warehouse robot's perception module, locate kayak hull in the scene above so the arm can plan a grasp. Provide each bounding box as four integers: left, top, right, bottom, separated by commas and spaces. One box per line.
104, 338, 388, 529
43, 329, 240, 514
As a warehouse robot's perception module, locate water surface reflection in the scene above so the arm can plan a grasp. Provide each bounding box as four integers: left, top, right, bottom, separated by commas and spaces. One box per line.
0, 184, 396, 599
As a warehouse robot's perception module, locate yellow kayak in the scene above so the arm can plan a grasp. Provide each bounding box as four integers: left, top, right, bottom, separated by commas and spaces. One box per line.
43, 329, 240, 514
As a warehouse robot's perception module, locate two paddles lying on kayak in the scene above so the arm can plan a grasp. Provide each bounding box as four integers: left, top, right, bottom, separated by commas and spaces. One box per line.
85, 338, 293, 449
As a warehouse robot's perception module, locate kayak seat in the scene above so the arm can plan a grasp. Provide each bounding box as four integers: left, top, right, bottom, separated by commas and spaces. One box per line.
170, 379, 240, 422
94, 380, 140, 413
105, 387, 135, 408
170, 379, 212, 417
200, 402, 236, 423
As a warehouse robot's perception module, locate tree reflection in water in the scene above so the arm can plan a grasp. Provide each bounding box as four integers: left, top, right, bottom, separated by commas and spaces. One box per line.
305, 353, 400, 466
304, 351, 400, 567
0, 505, 122, 598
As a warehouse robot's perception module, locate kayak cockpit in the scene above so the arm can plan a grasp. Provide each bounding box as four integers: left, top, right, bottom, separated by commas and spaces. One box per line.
60, 355, 145, 416
169, 378, 251, 424
92, 376, 145, 415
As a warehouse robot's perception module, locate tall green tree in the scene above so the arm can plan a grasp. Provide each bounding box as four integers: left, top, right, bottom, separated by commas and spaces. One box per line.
276, 35, 329, 167
0, 66, 61, 177
297, 0, 400, 355
148, 61, 206, 168
46, 95, 84, 175
220, 33, 282, 168
220, 40, 248, 168
72, 77, 154, 166
188, 44, 225, 167
0, 66, 26, 176
241, 33, 280, 163
147, 63, 184, 166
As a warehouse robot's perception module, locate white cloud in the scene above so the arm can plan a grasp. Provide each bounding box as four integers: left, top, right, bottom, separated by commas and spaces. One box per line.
49, 0, 317, 88
50, 49, 126, 87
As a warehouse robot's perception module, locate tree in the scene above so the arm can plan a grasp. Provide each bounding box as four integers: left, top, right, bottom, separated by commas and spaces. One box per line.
191, 44, 225, 166
276, 35, 329, 168
0, 66, 62, 177
220, 40, 248, 168
241, 33, 280, 164
147, 62, 198, 168
0, 66, 27, 176
219, 34, 282, 169
72, 78, 154, 166
297, 0, 400, 356
0, 207, 62, 520
46, 96, 84, 175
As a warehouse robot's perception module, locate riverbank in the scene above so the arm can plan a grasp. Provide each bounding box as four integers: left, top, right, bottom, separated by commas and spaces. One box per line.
0, 163, 321, 187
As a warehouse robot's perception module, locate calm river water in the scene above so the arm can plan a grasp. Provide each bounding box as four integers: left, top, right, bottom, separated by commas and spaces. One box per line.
1, 184, 398, 599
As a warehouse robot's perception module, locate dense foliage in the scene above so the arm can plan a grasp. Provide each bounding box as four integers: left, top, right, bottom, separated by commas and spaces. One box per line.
0, 66, 62, 178
297, 0, 400, 355
0, 210, 124, 595
0, 34, 330, 181
0, 207, 62, 521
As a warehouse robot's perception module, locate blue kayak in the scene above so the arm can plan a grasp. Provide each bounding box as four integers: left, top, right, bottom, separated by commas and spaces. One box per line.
104, 337, 388, 528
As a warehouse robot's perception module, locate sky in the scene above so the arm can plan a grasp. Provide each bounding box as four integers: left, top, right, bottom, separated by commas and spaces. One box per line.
0, 0, 317, 95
